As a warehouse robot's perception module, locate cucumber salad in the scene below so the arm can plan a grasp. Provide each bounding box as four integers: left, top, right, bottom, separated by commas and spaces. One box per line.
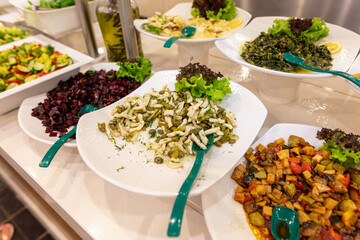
0, 43, 73, 92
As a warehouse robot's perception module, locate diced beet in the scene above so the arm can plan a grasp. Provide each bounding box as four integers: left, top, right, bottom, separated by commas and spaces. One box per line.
31, 69, 141, 138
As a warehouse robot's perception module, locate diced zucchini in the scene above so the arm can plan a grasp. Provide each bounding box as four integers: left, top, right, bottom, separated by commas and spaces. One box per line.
284, 183, 296, 197
301, 195, 315, 205
254, 170, 267, 179
248, 212, 265, 226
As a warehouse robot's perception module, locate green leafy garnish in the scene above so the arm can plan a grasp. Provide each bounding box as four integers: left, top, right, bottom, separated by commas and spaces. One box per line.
175, 74, 232, 101
317, 128, 360, 169
116, 56, 152, 83
268, 17, 329, 44
141, 23, 163, 35
320, 140, 360, 169
191, 0, 236, 21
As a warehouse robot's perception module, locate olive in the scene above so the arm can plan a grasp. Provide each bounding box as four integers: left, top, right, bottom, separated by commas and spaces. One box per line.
148, 129, 156, 135
157, 129, 164, 135
229, 139, 236, 144
154, 157, 163, 164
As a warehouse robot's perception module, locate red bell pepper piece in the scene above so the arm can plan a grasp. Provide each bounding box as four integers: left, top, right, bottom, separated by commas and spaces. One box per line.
14, 68, 26, 75
24, 73, 32, 78
290, 180, 303, 189
302, 163, 312, 173
37, 72, 47, 77
7, 80, 22, 84
327, 227, 343, 240
245, 182, 257, 192
289, 161, 304, 174
340, 173, 350, 188
244, 196, 254, 203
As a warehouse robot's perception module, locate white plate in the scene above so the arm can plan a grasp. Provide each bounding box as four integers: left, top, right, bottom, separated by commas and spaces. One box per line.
202, 123, 324, 240
76, 70, 267, 197
1, 34, 93, 115
9, 0, 98, 37
134, 2, 252, 44
347, 53, 360, 94
18, 62, 121, 148
215, 16, 360, 79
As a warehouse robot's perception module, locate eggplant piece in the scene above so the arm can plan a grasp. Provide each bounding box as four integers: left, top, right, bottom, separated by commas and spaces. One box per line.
244, 200, 258, 214
329, 181, 348, 193
265, 149, 277, 161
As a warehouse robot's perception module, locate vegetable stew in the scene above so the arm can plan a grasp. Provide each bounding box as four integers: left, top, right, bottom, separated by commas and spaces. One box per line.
232, 135, 360, 240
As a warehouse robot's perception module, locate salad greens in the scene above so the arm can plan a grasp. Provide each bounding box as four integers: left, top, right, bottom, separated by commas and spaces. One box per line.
175, 63, 232, 101
268, 17, 329, 44
27, 0, 92, 9
191, 0, 236, 21
0, 26, 30, 45
116, 56, 152, 83
317, 128, 360, 169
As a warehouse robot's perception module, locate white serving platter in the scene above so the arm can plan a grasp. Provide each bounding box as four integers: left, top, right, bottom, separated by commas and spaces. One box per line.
215, 16, 360, 79
1, 34, 93, 115
202, 123, 324, 240
76, 70, 267, 197
134, 2, 252, 44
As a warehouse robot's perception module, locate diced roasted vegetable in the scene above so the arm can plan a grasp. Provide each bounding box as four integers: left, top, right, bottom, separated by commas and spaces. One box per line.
249, 211, 265, 227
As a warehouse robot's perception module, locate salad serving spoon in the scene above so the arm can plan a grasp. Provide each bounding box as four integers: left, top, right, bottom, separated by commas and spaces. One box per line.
167, 133, 214, 237
271, 206, 300, 240
39, 104, 98, 168
283, 53, 360, 88
163, 26, 196, 48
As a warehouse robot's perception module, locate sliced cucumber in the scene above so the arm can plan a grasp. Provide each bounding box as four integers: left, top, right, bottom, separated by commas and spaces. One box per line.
34, 61, 44, 71
17, 65, 30, 73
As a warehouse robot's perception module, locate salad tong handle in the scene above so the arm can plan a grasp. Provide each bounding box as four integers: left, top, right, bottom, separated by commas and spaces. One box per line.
39, 126, 77, 168
167, 151, 205, 237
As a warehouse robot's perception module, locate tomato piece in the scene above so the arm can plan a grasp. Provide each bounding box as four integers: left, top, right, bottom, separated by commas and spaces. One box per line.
273, 146, 281, 152
340, 173, 350, 188
289, 161, 304, 174
327, 227, 343, 240
302, 163, 312, 172
245, 182, 257, 192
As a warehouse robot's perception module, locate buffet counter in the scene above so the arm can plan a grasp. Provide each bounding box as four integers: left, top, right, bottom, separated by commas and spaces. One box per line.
0, 33, 360, 239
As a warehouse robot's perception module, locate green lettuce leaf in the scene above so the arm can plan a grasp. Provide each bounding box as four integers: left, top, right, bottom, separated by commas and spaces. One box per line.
175, 74, 232, 101
299, 17, 329, 44
320, 140, 360, 169
116, 56, 152, 83
267, 17, 329, 43
268, 18, 295, 38
191, 0, 236, 21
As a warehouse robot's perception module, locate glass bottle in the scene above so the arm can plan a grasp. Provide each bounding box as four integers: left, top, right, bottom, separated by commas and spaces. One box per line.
96, 0, 143, 62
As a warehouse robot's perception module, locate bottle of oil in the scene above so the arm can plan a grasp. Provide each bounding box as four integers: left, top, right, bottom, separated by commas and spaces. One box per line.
96, 0, 143, 62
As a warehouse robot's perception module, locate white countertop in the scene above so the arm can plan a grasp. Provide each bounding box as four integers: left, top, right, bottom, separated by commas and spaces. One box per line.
1, 33, 360, 239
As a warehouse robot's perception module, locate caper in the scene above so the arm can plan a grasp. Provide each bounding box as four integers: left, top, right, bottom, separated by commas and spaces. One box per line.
157, 129, 164, 135
148, 129, 156, 135
154, 157, 163, 164
178, 151, 185, 159
214, 141, 222, 147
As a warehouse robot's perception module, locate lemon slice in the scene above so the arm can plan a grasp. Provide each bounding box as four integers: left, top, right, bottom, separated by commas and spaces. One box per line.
354, 73, 360, 78
228, 18, 244, 29
321, 41, 342, 55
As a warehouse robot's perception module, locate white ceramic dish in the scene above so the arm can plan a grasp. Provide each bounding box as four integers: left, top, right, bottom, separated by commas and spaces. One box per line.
215, 16, 360, 79
347, 53, 360, 94
202, 123, 324, 240
1, 34, 93, 115
76, 70, 267, 197
9, 0, 98, 37
134, 2, 252, 44
18, 62, 119, 147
